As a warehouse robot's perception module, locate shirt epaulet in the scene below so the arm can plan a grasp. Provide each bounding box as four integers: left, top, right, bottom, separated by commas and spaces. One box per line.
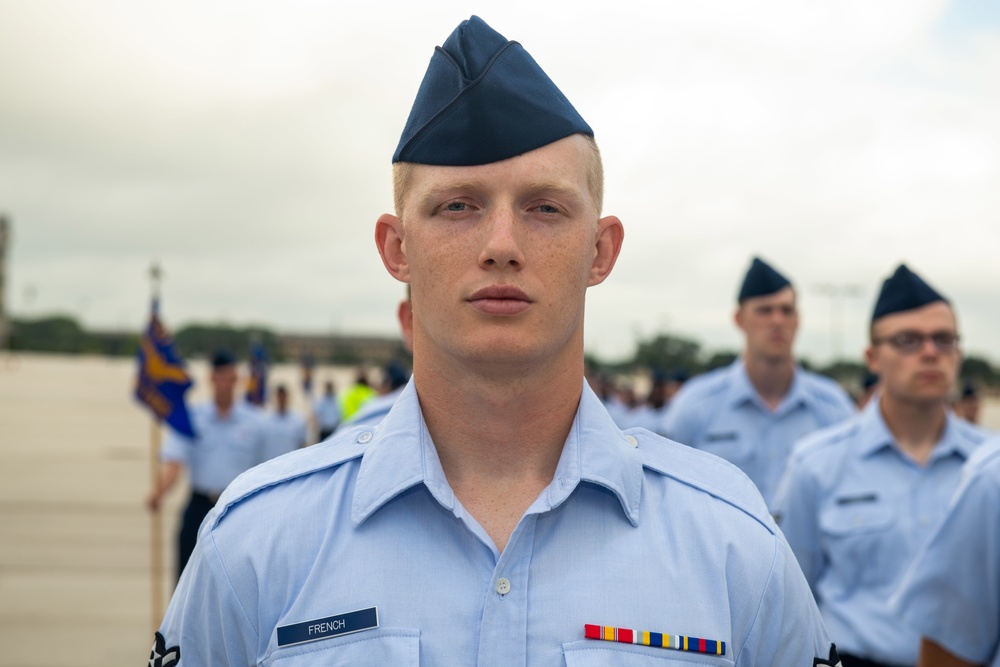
205, 424, 375, 530
635, 430, 776, 533
794, 416, 859, 459
799, 371, 853, 407
967, 438, 1000, 470
680, 366, 731, 399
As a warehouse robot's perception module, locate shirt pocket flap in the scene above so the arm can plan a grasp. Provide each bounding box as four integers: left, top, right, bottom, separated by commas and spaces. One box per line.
819, 503, 894, 536
265, 628, 419, 666
564, 640, 735, 666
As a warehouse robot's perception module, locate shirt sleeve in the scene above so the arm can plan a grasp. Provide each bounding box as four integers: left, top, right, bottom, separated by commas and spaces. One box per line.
661, 389, 701, 446
297, 418, 308, 448
737, 530, 838, 666
891, 469, 1000, 665
156, 525, 259, 665
771, 449, 824, 593
160, 426, 194, 465
830, 386, 857, 421
254, 414, 271, 466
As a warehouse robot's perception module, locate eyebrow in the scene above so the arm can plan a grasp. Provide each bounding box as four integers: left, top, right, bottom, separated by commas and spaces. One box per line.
416, 178, 585, 209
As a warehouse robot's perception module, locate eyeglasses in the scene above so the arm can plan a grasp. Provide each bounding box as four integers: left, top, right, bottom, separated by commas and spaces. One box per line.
872, 331, 960, 355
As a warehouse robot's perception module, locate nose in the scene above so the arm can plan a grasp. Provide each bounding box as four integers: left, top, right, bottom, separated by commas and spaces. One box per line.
918, 337, 943, 357
478, 206, 525, 270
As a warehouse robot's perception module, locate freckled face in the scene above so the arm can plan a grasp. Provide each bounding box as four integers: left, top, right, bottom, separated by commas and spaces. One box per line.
385, 135, 619, 369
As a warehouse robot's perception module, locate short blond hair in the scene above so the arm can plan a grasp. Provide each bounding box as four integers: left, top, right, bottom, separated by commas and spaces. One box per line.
392, 134, 604, 220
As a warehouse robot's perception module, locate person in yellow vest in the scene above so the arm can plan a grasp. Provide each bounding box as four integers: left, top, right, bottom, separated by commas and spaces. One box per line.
339, 368, 377, 421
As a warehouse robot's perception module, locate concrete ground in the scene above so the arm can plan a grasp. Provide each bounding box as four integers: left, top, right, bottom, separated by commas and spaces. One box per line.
1, 352, 998, 666
0, 353, 353, 667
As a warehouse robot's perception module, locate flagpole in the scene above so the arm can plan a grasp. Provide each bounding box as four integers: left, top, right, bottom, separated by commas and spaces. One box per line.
150, 417, 163, 632
148, 262, 164, 634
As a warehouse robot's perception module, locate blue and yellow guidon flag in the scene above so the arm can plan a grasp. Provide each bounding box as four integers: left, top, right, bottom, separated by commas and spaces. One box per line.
245, 341, 268, 406
134, 299, 195, 438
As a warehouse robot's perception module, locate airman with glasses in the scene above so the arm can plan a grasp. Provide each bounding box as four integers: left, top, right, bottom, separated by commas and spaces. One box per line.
773, 264, 992, 667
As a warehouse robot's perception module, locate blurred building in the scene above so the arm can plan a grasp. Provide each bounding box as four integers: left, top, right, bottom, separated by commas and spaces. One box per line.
0, 215, 9, 351
276, 332, 404, 365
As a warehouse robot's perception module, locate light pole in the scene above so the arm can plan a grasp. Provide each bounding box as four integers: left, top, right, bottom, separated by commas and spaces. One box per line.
813, 283, 864, 363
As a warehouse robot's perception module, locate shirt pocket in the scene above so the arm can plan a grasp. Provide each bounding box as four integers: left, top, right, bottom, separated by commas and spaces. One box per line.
697, 432, 754, 465
264, 628, 419, 666
564, 640, 735, 666
818, 502, 895, 587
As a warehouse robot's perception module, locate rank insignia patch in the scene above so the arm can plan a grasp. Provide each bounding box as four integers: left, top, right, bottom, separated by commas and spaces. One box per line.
149, 631, 180, 667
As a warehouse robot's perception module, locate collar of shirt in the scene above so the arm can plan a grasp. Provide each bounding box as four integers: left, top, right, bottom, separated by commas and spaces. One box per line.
204, 401, 253, 424
728, 359, 808, 416
350, 380, 642, 527
855, 398, 978, 463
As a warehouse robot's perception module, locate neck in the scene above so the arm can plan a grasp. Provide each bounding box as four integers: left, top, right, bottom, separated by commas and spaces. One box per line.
743, 352, 795, 409
214, 397, 233, 417
413, 339, 584, 552
879, 394, 948, 465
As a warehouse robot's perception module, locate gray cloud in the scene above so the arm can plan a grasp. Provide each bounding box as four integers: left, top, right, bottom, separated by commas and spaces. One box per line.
1, 0, 998, 365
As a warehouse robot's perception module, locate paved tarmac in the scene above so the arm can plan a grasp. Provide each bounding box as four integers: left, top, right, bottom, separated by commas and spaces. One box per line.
0, 353, 353, 667
1, 352, 998, 666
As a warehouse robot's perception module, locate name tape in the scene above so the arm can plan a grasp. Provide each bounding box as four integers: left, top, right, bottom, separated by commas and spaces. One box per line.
277, 607, 379, 647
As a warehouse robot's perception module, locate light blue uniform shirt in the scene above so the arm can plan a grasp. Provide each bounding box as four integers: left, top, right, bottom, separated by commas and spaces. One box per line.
160, 402, 268, 495
158, 381, 836, 666
891, 438, 1000, 667
661, 360, 855, 506
772, 400, 990, 665
312, 394, 340, 433
614, 404, 668, 435
263, 410, 308, 461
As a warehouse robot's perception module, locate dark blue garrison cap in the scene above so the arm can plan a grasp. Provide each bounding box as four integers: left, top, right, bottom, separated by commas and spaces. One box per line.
871, 264, 947, 323
392, 15, 593, 165
738, 257, 792, 302
211, 349, 236, 368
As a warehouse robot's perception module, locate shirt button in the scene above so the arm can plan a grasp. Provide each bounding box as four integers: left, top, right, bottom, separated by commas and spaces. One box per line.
495, 578, 511, 595
357, 432, 373, 444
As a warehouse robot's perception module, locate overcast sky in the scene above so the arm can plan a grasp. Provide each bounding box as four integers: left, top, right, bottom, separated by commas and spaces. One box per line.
1, 0, 998, 364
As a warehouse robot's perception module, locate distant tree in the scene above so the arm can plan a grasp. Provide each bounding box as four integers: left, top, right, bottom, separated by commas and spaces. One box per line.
817, 360, 868, 382
962, 356, 999, 387
631, 334, 702, 373
9, 315, 90, 353
704, 351, 738, 372
175, 324, 281, 362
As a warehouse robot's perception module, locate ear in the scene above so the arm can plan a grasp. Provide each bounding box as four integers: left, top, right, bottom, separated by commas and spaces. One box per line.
375, 213, 410, 282
864, 345, 879, 374
588, 215, 624, 286
397, 298, 414, 353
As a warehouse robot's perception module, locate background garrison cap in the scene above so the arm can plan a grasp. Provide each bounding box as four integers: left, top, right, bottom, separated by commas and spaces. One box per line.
392, 15, 593, 165
871, 264, 948, 323
210, 348, 236, 368
738, 257, 792, 302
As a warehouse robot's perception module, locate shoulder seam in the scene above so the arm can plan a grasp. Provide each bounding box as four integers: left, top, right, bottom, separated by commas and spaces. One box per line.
640, 436, 775, 535
209, 435, 369, 529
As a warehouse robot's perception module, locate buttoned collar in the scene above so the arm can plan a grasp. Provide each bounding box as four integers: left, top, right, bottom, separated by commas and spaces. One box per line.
855, 397, 979, 463
352, 380, 642, 526
727, 359, 808, 416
